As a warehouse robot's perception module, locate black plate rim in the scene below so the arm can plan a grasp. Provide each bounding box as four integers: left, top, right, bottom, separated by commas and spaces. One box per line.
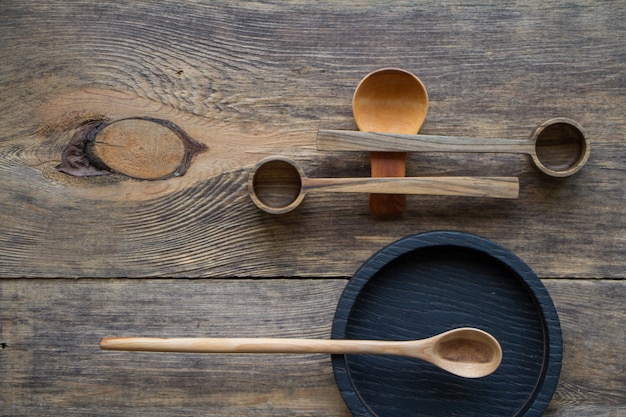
331, 230, 562, 417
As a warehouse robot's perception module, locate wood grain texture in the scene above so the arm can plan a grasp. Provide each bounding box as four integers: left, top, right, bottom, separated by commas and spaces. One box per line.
543, 280, 626, 417
0, 1, 624, 416
86, 117, 206, 180
1, 0, 624, 278
0, 279, 624, 416
0, 279, 349, 417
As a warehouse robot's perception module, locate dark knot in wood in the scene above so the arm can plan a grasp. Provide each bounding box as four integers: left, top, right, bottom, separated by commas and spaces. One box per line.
56, 117, 207, 180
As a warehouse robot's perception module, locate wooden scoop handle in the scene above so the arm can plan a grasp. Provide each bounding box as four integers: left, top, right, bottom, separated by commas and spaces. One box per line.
100, 337, 420, 355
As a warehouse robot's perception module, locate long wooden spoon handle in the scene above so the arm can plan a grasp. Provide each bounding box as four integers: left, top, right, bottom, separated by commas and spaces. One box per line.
318, 130, 531, 153
305, 176, 520, 199
100, 337, 413, 355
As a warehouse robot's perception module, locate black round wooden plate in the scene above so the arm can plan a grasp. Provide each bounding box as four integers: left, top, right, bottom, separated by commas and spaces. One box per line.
331, 231, 562, 417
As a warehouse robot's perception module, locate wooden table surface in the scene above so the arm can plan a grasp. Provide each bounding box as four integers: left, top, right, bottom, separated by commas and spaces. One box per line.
1, 1, 624, 416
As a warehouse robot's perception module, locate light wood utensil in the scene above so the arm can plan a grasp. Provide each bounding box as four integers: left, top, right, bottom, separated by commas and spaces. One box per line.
319, 118, 589, 178
353, 68, 429, 217
100, 327, 502, 379
248, 156, 519, 214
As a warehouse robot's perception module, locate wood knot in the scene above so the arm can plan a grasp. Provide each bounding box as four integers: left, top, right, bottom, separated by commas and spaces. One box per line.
56, 117, 207, 180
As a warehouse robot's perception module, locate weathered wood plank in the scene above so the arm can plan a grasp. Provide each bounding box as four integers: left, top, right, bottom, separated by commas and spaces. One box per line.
0, 279, 350, 416
1, 1, 624, 278
1, 279, 624, 416
2, 150, 623, 278
543, 280, 626, 416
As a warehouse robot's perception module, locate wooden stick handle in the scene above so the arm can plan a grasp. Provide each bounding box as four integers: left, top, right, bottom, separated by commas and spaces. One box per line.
318, 130, 532, 153
100, 337, 413, 355
304, 176, 520, 199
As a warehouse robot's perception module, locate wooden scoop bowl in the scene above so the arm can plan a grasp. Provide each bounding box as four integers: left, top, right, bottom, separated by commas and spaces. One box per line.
353, 68, 429, 218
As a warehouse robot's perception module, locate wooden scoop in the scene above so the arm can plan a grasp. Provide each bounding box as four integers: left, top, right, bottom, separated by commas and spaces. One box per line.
353, 68, 429, 217
248, 156, 519, 214
100, 327, 503, 379
319, 118, 590, 178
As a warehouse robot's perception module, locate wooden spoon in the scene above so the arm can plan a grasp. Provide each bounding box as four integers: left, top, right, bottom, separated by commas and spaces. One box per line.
353, 68, 429, 217
248, 156, 519, 214
100, 327, 502, 379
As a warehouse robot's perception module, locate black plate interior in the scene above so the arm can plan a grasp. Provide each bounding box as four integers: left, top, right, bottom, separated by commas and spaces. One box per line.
331, 231, 562, 417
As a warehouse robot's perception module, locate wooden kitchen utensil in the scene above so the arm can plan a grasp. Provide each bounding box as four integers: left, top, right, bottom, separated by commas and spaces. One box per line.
318, 118, 589, 178
352, 68, 429, 217
248, 156, 519, 214
100, 327, 503, 379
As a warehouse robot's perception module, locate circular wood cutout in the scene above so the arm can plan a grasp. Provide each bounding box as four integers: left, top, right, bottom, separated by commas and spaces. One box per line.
331, 231, 562, 417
